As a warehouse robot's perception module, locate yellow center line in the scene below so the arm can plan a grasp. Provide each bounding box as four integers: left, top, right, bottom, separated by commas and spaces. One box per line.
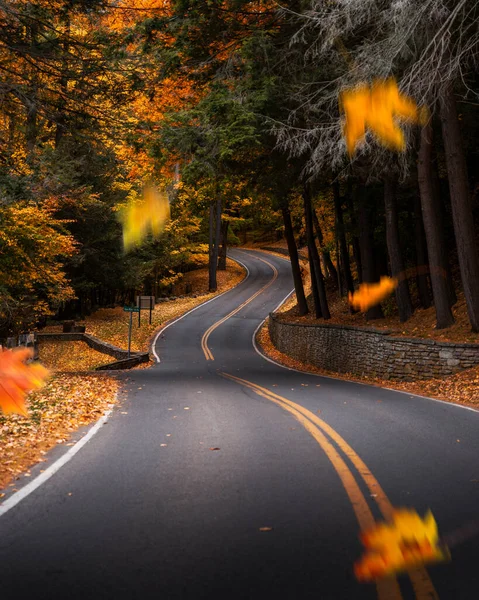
201, 254, 278, 360
220, 372, 440, 600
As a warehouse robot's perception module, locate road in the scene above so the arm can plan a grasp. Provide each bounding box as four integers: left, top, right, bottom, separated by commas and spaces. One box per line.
0, 249, 478, 600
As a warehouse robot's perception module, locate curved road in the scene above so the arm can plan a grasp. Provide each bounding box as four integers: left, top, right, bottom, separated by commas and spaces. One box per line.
0, 249, 478, 600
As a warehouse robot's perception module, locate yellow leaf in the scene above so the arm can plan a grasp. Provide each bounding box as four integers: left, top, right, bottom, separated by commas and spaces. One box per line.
340, 79, 427, 154
121, 186, 170, 251
354, 509, 449, 582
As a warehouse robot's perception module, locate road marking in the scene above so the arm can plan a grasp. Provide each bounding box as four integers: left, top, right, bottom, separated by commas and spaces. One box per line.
220, 372, 440, 600
252, 317, 479, 414
152, 253, 250, 362
201, 254, 278, 360
0, 403, 115, 518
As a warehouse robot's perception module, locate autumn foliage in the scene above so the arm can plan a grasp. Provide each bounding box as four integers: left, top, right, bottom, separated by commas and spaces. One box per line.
340, 79, 427, 154
0, 348, 49, 417
354, 509, 449, 582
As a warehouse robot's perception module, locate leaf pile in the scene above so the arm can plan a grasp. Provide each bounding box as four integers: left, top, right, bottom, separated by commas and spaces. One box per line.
257, 323, 479, 408
38, 341, 115, 371
0, 374, 118, 490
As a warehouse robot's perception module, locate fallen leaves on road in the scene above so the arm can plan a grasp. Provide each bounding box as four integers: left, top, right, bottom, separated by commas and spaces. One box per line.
0, 348, 49, 417
259, 527, 273, 532
354, 509, 449, 582
209, 447, 220, 451
0, 373, 118, 489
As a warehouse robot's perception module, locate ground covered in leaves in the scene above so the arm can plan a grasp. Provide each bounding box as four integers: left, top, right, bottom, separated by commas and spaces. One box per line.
0, 374, 118, 491
43, 258, 245, 354
0, 259, 246, 491
252, 246, 478, 408
38, 341, 114, 371
257, 317, 478, 409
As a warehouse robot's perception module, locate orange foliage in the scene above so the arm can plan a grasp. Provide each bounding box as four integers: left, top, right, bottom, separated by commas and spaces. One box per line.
348, 276, 398, 312
354, 509, 449, 582
340, 79, 427, 154
0, 348, 49, 417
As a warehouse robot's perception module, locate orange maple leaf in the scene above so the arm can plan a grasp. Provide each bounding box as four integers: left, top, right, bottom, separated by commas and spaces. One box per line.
340, 79, 427, 154
0, 348, 49, 417
348, 276, 398, 312
354, 509, 449, 582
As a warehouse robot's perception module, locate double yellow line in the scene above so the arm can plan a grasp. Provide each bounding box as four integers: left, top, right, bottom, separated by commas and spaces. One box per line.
201, 254, 278, 360
220, 372, 439, 600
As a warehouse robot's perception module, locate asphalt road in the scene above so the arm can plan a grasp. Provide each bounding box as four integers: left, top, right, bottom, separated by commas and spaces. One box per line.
0, 249, 478, 600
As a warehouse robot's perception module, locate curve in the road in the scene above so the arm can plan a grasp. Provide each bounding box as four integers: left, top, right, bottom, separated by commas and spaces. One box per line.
201, 253, 278, 361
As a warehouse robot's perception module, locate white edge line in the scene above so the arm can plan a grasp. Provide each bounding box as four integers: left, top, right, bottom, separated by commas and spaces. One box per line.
151, 253, 250, 362
0, 402, 116, 518
252, 297, 479, 415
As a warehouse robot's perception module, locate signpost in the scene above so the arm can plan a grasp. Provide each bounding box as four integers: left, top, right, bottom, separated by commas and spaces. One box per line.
123, 306, 140, 357
137, 296, 155, 325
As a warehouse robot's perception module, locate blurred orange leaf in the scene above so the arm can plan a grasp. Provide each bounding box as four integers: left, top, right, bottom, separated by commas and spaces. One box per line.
348, 276, 398, 312
340, 79, 427, 154
0, 348, 49, 417
354, 509, 449, 582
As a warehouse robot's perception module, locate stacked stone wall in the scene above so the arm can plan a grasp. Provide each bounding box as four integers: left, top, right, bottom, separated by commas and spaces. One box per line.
268, 314, 479, 381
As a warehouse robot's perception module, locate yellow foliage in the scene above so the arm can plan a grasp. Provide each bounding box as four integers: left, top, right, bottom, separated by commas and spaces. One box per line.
340, 79, 427, 154
355, 509, 449, 582
120, 186, 171, 250
348, 276, 398, 312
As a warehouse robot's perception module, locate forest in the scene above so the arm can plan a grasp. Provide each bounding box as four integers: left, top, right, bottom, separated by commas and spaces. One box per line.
0, 0, 478, 340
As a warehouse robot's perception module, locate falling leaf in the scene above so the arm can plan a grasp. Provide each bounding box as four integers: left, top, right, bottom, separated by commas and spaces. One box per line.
348, 276, 398, 312
259, 527, 273, 532
354, 509, 449, 582
340, 79, 427, 154
0, 348, 49, 417
120, 186, 170, 251
209, 447, 220, 451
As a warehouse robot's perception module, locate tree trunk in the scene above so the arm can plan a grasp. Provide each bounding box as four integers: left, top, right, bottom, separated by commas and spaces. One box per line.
210, 196, 222, 291
208, 201, 216, 291
417, 120, 455, 328
439, 83, 479, 332
357, 187, 384, 320
217, 220, 228, 270
384, 177, 413, 322
304, 185, 330, 319
333, 181, 355, 296
413, 195, 432, 309
345, 185, 363, 284
281, 202, 308, 316
312, 209, 338, 286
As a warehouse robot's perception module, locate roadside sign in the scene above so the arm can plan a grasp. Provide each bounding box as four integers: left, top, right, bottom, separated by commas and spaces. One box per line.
137, 295, 155, 325
123, 306, 140, 313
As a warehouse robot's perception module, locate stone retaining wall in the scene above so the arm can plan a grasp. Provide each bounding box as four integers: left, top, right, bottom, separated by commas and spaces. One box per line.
268, 313, 479, 381
35, 332, 150, 368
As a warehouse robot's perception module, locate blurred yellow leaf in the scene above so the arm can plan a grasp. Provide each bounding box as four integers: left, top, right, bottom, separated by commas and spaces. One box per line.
340, 79, 427, 154
0, 348, 49, 417
348, 276, 398, 312
121, 186, 170, 251
354, 509, 449, 582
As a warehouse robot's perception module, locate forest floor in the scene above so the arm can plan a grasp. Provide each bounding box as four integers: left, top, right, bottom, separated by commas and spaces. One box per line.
250, 243, 478, 409
0, 258, 246, 491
